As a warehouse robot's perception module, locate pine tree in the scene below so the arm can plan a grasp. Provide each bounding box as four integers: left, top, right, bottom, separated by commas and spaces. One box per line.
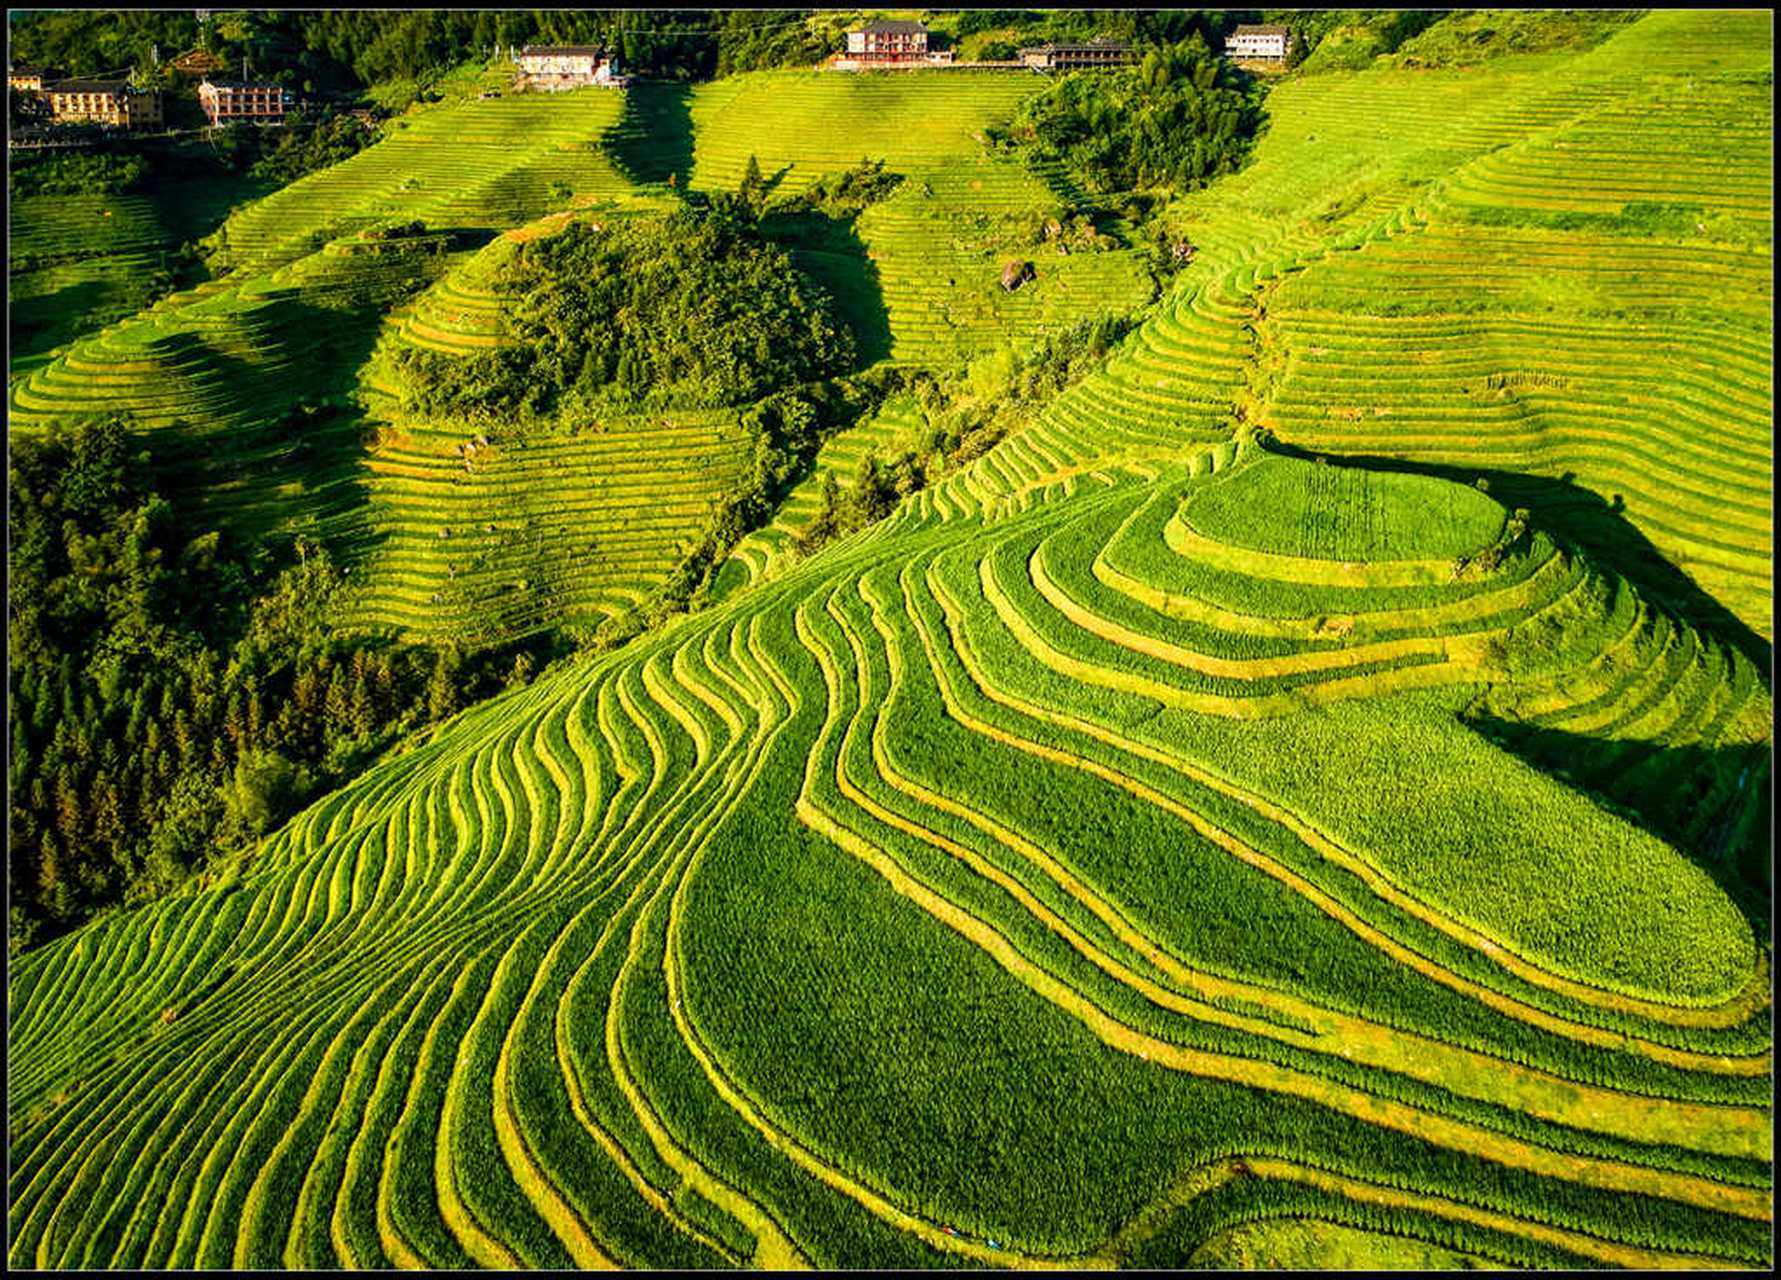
427, 647, 462, 722
739, 152, 765, 213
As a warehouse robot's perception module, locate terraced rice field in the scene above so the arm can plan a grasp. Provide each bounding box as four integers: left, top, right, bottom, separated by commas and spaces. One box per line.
8, 433, 1770, 1268
341, 410, 751, 645
209, 91, 633, 272
695, 74, 1150, 368
8, 10, 1772, 1271
854, 157, 1151, 365
8, 181, 264, 365
688, 71, 1041, 196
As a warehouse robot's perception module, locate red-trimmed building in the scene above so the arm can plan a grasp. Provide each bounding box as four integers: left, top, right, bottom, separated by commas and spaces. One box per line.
844, 19, 929, 64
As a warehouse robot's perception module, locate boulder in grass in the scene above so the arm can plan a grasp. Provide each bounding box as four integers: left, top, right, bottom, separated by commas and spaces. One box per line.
1000, 259, 1035, 291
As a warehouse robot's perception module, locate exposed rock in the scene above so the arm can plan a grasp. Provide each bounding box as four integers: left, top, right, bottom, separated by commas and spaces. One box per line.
1000, 259, 1035, 292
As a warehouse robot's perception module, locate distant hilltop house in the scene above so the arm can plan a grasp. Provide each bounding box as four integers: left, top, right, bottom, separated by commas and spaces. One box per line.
835, 19, 954, 70
1223, 24, 1294, 62
198, 78, 292, 126
513, 45, 625, 91
1018, 37, 1134, 72
46, 80, 163, 128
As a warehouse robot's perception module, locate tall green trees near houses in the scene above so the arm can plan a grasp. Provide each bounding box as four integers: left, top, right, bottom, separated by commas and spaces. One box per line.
390, 203, 854, 423
1002, 37, 1260, 195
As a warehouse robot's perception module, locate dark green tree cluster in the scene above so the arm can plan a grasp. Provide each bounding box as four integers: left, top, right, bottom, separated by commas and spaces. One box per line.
7, 151, 150, 198
391, 204, 854, 422
999, 37, 1262, 196
7, 417, 542, 951
231, 112, 377, 184
783, 157, 906, 218
711, 10, 836, 76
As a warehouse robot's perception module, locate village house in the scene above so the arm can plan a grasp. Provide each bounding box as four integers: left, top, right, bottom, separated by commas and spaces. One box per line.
1018, 37, 1134, 72
9, 64, 61, 92
1223, 24, 1294, 62
46, 79, 163, 128
844, 19, 929, 64
197, 78, 291, 126
513, 45, 621, 91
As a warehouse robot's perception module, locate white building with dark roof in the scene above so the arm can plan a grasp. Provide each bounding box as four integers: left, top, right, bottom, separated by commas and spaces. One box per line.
1224, 24, 1293, 61
1018, 37, 1134, 72
514, 45, 620, 90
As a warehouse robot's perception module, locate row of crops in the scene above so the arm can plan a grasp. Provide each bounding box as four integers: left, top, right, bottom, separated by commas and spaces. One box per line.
209, 92, 635, 273
8, 9, 1771, 1268
849, 157, 1151, 366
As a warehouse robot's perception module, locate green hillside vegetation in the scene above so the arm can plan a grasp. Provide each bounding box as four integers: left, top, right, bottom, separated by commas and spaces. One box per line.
6, 8, 1774, 1273
389, 205, 854, 421
1000, 37, 1261, 195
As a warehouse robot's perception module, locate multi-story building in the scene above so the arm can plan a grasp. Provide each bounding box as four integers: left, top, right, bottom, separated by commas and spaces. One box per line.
514, 45, 619, 91
844, 19, 929, 64
1223, 24, 1293, 62
1018, 38, 1134, 72
9, 64, 60, 92
46, 80, 162, 128
197, 78, 290, 126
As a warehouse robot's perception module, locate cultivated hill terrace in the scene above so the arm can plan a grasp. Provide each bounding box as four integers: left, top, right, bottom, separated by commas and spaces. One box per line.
6, 8, 1774, 1271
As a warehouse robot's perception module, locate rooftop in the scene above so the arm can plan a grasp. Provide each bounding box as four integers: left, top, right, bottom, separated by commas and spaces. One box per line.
518, 45, 606, 57
1020, 38, 1133, 54
50, 79, 132, 95
201, 80, 288, 91
1230, 24, 1291, 38
856, 20, 928, 36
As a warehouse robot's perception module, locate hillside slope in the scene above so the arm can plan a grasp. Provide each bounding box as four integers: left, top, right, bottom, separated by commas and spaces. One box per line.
7, 11, 1772, 1271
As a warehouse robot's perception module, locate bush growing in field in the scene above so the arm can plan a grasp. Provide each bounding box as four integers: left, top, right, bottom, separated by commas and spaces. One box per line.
779, 157, 906, 218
